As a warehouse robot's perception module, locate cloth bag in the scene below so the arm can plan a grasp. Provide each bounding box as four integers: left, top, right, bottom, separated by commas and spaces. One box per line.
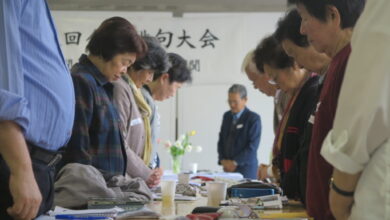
54, 163, 152, 208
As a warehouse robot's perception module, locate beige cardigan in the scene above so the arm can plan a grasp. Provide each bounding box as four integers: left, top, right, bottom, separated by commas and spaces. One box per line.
113, 77, 152, 181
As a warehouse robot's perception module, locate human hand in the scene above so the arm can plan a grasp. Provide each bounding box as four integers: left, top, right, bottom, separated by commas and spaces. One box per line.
228, 160, 237, 172
220, 160, 229, 172
220, 159, 227, 171
7, 171, 42, 220
146, 168, 163, 188
222, 160, 236, 172
258, 164, 270, 180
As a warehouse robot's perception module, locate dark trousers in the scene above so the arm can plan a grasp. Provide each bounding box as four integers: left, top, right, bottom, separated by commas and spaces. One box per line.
0, 156, 55, 220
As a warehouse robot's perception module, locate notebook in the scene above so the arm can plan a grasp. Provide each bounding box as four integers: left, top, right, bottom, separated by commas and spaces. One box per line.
87, 198, 145, 212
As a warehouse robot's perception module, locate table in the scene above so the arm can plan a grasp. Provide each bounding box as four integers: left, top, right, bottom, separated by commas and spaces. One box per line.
148, 196, 309, 219
37, 196, 309, 219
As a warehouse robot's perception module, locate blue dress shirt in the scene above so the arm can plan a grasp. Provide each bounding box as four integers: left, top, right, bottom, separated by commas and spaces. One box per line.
232, 108, 245, 124
0, 0, 75, 150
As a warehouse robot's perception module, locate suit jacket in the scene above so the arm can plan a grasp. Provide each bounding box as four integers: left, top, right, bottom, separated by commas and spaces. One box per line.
217, 107, 261, 179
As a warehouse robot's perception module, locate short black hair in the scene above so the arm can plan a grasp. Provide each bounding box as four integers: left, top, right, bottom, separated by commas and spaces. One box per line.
86, 16, 147, 61
254, 35, 295, 71
289, 0, 365, 29
132, 36, 170, 74
274, 9, 309, 47
153, 53, 192, 83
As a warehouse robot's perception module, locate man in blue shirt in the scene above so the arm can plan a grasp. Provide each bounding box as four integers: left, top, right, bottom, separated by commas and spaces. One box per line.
0, 1, 75, 219
217, 84, 261, 179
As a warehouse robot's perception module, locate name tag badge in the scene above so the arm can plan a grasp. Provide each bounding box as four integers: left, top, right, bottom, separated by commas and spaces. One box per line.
308, 114, 315, 124
236, 124, 243, 129
130, 118, 142, 126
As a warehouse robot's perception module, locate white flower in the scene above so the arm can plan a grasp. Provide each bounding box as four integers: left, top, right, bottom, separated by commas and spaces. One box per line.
179, 134, 186, 141
175, 140, 182, 149
186, 145, 193, 152
195, 145, 203, 153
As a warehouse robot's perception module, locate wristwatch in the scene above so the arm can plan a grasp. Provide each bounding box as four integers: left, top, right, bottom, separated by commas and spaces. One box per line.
330, 177, 354, 197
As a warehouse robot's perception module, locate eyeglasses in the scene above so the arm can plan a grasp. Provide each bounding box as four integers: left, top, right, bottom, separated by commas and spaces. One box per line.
266, 72, 278, 85
227, 100, 240, 105
268, 75, 278, 85
268, 79, 277, 85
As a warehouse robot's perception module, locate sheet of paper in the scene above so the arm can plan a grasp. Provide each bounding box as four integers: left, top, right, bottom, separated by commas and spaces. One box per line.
49, 206, 124, 217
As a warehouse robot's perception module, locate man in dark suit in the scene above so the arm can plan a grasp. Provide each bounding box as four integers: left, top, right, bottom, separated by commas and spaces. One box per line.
217, 84, 261, 179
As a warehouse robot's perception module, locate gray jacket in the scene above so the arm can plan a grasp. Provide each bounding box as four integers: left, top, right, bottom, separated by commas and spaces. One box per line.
113, 77, 152, 180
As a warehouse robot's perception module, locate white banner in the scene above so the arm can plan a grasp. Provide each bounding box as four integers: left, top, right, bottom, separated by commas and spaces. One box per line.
53, 11, 248, 84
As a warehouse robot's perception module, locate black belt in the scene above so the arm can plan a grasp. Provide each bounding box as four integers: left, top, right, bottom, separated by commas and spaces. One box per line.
27, 142, 62, 167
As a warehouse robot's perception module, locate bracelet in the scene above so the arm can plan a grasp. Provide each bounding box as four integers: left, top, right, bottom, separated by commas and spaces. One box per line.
330, 178, 354, 197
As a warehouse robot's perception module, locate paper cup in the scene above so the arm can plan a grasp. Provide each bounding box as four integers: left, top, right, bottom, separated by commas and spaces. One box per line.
161, 180, 176, 206
178, 173, 190, 184
207, 182, 227, 207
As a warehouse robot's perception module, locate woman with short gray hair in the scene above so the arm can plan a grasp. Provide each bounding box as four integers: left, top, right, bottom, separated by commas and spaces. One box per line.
113, 36, 170, 188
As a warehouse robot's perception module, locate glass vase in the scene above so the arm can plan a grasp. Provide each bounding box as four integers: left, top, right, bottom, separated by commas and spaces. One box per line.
171, 155, 182, 174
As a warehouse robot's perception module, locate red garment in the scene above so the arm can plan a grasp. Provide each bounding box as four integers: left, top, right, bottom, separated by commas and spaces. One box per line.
306, 44, 351, 220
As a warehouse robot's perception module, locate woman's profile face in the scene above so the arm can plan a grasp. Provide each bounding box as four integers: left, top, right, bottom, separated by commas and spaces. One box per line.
101, 53, 136, 82
264, 64, 295, 93
297, 4, 340, 56
155, 80, 183, 101
282, 39, 319, 72
282, 39, 309, 68
135, 69, 155, 88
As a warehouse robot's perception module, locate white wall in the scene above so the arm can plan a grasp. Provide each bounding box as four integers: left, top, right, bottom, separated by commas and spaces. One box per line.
52, 11, 283, 172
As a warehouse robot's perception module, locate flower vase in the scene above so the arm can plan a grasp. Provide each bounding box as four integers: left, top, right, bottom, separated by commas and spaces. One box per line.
171, 155, 182, 174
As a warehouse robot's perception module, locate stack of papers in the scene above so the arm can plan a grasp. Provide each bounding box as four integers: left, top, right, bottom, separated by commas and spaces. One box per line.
258, 194, 283, 209
48, 206, 160, 220
116, 207, 160, 220
162, 170, 244, 182
221, 194, 283, 209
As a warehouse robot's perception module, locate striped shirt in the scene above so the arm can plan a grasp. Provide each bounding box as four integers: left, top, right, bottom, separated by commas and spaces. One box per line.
0, 0, 74, 150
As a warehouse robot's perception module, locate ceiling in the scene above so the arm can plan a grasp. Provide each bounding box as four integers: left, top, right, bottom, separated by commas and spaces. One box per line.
47, 0, 288, 15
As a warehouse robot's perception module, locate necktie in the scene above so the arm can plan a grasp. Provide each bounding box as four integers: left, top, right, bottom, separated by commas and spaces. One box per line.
224, 115, 238, 158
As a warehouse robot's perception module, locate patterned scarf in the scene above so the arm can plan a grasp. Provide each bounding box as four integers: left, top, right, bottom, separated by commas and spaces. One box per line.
126, 75, 153, 165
